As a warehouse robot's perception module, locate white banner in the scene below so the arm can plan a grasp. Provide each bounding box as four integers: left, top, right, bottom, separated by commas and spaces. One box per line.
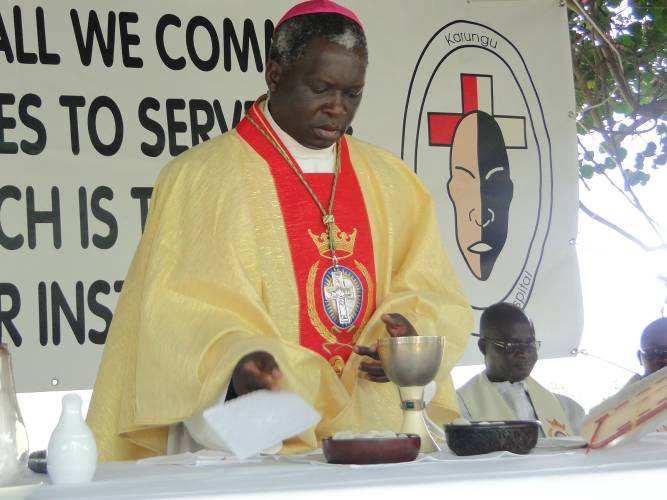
0, 0, 582, 392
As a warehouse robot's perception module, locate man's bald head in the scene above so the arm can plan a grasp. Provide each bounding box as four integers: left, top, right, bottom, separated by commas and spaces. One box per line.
639, 317, 667, 376
640, 318, 667, 348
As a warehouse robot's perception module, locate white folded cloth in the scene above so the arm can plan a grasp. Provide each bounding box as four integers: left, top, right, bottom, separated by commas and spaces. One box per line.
180, 390, 320, 460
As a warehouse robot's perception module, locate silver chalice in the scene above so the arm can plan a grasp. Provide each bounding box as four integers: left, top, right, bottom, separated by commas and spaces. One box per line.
378, 336, 444, 452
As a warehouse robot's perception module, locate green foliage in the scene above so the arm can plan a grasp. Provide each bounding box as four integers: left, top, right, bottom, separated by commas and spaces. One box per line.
580, 163, 596, 178
570, 0, 665, 184
569, 0, 666, 249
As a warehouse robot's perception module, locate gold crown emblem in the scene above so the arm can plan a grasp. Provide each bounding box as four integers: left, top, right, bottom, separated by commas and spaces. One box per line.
308, 225, 357, 259
547, 418, 567, 437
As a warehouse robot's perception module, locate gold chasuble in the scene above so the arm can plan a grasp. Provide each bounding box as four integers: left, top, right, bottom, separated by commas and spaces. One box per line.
87, 99, 473, 461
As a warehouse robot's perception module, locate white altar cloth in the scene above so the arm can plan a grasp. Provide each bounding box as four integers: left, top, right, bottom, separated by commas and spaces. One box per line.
3, 434, 666, 500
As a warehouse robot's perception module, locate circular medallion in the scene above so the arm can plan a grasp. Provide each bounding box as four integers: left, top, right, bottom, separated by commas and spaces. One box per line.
401, 21, 554, 311
321, 265, 363, 329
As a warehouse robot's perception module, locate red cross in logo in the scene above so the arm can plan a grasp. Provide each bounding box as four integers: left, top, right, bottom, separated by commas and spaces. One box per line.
427, 74, 527, 149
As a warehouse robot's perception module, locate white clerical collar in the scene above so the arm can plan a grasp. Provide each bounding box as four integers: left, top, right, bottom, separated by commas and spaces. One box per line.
262, 100, 335, 174
486, 374, 527, 393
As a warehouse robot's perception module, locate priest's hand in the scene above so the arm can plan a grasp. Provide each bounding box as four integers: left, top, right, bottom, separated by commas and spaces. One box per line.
354, 343, 388, 383
231, 351, 283, 396
354, 313, 418, 383
381, 313, 418, 338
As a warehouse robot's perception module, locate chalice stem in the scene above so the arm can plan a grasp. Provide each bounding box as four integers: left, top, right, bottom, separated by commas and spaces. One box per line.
398, 386, 441, 453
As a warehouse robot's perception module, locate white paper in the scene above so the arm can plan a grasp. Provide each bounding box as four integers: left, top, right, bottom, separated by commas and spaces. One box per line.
137, 449, 263, 467
201, 390, 320, 460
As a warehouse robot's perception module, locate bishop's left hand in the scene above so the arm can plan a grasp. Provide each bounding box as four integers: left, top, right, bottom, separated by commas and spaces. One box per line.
354, 313, 417, 383
381, 313, 418, 338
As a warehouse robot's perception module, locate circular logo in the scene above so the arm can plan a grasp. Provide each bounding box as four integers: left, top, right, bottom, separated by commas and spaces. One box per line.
401, 21, 553, 311
321, 265, 363, 329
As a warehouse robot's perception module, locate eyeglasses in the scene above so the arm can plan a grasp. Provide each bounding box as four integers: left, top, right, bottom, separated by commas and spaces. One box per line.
639, 347, 667, 360
472, 333, 541, 354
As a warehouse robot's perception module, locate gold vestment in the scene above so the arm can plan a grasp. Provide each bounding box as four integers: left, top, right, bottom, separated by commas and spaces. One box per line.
87, 131, 473, 461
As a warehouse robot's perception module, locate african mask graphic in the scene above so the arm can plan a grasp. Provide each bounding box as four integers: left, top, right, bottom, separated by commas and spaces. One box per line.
404, 39, 557, 314
447, 111, 514, 280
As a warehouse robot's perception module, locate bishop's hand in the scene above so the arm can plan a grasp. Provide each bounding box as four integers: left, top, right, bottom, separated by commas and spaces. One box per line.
231, 351, 283, 396
381, 313, 418, 338
354, 313, 418, 383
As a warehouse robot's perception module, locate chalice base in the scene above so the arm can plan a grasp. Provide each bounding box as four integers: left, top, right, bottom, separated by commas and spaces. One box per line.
398, 386, 441, 453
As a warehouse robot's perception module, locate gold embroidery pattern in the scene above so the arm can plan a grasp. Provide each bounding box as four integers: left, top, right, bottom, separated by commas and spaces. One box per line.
352, 259, 374, 342
547, 418, 569, 437
308, 226, 357, 259
329, 356, 345, 377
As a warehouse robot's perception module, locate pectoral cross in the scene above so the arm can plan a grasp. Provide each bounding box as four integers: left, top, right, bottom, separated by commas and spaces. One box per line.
327, 270, 354, 325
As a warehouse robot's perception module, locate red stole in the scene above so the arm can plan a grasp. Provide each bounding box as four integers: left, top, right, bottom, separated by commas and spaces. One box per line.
236, 103, 377, 376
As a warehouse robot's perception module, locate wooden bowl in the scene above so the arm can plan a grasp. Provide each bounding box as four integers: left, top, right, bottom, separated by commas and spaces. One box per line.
445, 420, 540, 456
322, 435, 421, 464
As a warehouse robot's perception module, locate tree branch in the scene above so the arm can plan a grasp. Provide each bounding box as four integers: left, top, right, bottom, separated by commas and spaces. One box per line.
579, 202, 667, 252
569, 0, 636, 108
572, 62, 604, 128
579, 175, 592, 191
632, 121, 658, 136
601, 170, 636, 207
599, 43, 636, 109
598, 130, 662, 237
581, 92, 618, 115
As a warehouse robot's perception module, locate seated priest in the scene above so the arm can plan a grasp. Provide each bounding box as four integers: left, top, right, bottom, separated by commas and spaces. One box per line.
457, 302, 584, 437
621, 317, 666, 421
600, 318, 667, 433
633, 317, 667, 382
86, 0, 473, 461
635, 317, 667, 432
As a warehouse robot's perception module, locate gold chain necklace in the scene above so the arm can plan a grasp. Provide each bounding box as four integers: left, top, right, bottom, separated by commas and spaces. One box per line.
246, 100, 342, 266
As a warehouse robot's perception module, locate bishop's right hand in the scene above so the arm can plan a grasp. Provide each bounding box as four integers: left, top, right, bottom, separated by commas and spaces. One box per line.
354, 313, 418, 383
231, 351, 283, 396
